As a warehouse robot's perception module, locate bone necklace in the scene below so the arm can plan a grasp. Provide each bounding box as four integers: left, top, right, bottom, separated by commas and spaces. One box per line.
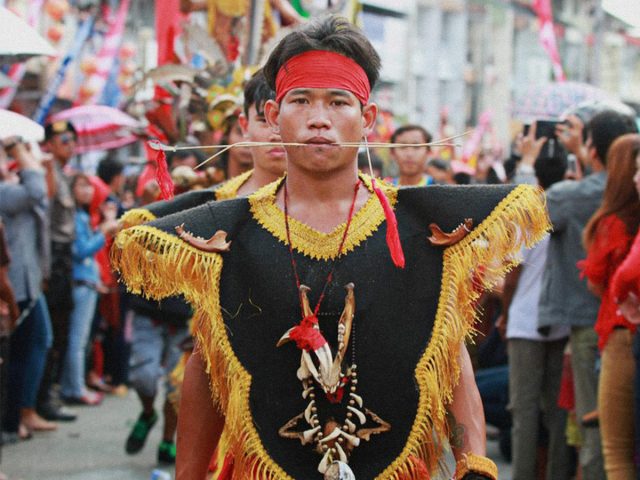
277, 178, 390, 477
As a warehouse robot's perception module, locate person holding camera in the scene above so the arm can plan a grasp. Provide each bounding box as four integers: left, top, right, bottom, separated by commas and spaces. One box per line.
498, 128, 573, 480
537, 110, 638, 480
0, 138, 56, 438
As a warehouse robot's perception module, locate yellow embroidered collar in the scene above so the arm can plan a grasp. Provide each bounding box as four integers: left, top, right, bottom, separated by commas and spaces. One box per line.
248, 174, 397, 261
215, 169, 254, 200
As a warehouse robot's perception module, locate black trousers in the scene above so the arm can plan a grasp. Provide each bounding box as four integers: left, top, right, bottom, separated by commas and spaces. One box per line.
38, 241, 73, 407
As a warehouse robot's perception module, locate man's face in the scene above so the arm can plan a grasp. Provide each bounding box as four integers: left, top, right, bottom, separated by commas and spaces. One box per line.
239, 104, 286, 177
390, 129, 430, 178
47, 132, 76, 164
265, 88, 376, 175
227, 118, 253, 168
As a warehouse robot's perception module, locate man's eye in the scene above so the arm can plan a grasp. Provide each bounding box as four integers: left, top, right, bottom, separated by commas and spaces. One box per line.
332, 100, 347, 106
292, 98, 308, 104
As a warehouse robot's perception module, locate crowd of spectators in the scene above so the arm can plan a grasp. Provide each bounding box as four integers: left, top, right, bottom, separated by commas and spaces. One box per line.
1, 101, 640, 480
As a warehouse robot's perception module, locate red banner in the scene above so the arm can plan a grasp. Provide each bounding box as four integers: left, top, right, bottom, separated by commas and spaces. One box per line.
533, 0, 566, 81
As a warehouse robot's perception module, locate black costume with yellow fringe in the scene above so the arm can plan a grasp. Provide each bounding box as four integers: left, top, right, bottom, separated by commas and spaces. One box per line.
119, 170, 254, 229
118, 169, 254, 412
112, 176, 549, 479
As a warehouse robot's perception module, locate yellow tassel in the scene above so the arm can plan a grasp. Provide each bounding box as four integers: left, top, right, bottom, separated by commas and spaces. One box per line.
118, 208, 157, 230
215, 169, 254, 201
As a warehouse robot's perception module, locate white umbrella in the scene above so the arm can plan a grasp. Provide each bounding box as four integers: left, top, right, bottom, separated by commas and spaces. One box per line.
0, 7, 56, 64
0, 109, 45, 142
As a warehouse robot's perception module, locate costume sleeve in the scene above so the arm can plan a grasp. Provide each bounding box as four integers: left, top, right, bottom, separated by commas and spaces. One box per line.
111, 223, 223, 305
611, 230, 640, 302
578, 215, 631, 287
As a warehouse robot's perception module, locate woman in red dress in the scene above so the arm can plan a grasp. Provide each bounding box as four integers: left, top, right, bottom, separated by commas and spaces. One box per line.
610, 137, 640, 472
579, 133, 640, 479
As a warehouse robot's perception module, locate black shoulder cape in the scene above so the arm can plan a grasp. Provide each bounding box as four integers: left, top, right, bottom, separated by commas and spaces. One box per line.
112, 180, 549, 479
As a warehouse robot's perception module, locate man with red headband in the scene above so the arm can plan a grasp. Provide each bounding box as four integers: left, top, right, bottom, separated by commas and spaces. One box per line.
113, 16, 549, 480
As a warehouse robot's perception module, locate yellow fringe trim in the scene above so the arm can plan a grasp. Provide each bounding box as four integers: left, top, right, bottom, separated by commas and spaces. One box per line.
249, 173, 396, 261
118, 208, 156, 230
110, 223, 291, 478
215, 169, 254, 201
377, 184, 550, 479
111, 183, 550, 480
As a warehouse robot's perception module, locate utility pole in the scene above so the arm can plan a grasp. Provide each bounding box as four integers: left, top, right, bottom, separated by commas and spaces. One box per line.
246, 0, 266, 65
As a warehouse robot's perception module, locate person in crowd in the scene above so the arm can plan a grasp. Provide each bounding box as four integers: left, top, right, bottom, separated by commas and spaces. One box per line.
167, 149, 201, 171
612, 148, 640, 324
579, 133, 640, 479
94, 156, 129, 394
0, 217, 16, 480
610, 143, 640, 474
38, 120, 79, 422
496, 133, 573, 480
538, 110, 638, 480
387, 124, 434, 186
357, 150, 383, 178
60, 173, 118, 405
0, 139, 56, 437
511, 123, 548, 186
119, 69, 285, 228
96, 156, 126, 210
425, 158, 454, 184
216, 110, 253, 181
122, 69, 286, 468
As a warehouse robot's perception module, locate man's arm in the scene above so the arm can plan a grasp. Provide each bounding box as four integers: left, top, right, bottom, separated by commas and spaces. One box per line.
176, 349, 225, 480
447, 343, 498, 479
448, 342, 486, 459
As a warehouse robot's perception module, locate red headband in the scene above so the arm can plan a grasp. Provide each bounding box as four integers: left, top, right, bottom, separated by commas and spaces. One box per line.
275, 50, 371, 105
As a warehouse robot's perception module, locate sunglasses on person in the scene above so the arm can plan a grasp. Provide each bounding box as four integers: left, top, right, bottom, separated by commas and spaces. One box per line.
59, 133, 76, 145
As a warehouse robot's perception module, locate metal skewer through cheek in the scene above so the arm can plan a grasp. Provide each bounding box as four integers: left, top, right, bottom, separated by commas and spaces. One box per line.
147, 130, 470, 171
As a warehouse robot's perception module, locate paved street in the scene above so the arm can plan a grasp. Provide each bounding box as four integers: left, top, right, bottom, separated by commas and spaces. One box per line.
2, 391, 174, 480
2, 389, 511, 479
